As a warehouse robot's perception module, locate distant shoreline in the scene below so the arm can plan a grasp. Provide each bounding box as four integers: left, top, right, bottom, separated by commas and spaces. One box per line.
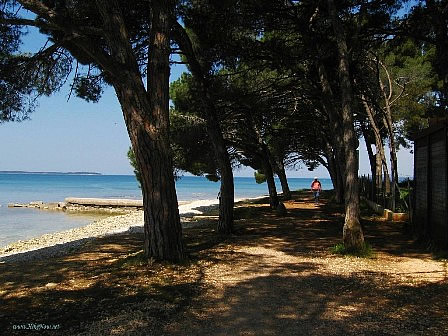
0, 171, 102, 175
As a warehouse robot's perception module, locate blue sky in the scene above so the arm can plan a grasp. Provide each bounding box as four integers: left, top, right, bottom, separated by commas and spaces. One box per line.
0, 20, 414, 178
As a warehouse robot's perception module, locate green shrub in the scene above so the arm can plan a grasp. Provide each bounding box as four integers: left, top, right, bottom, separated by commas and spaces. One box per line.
254, 170, 266, 184
331, 242, 374, 258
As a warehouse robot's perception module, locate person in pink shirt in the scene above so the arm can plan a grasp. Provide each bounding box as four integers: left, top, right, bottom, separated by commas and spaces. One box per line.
310, 177, 322, 204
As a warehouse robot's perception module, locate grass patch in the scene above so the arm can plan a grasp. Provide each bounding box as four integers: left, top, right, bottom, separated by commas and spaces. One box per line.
331, 242, 375, 258
116, 250, 148, 267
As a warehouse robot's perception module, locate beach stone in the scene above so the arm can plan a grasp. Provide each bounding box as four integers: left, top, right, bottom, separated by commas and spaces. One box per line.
45, 282, 58, 289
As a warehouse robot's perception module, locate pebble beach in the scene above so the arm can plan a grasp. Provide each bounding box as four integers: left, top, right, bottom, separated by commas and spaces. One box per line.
0, 198, 224, 263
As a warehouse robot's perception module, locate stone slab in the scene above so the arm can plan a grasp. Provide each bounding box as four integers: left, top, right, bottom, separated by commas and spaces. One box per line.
64, 198, 143, 207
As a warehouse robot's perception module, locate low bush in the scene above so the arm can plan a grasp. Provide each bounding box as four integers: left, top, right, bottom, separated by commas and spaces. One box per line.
331, 242, 375, 258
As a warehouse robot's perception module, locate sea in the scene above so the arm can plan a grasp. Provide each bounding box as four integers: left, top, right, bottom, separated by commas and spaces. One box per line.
0, 174, 333, 247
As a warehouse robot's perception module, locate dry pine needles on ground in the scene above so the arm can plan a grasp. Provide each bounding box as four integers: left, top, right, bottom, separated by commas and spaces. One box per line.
1, 191, 447, 336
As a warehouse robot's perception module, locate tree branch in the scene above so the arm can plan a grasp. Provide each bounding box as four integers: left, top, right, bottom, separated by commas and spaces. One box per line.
0, 16, 61, 31
16, 0, 58, 22
94, 0, 138, 68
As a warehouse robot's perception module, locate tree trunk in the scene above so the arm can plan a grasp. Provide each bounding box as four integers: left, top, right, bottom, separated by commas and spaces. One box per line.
261, 151, 280, 209
172, 22, 234, 234
360, 123, 377, 200
326, 159, 338, 193
383, 114, 398, 211
361, 96, 385, 202
143, 0, 183, 261
94, 0, 184, 262
115, 76, 185, 261
378, 68, 399, 211
334, 152, 345, 203
375, 149, 382, 202
205, 112, 234, 234
324, 138, 344, 203
252, 123, 279, 208
361, 96, 392, 202
328, 157, 344, 204
328, 0, 364, 250
361, 125, 376, 182
317, 58, 345, 204
275, 159, 291, 200
217, 160, 234, 234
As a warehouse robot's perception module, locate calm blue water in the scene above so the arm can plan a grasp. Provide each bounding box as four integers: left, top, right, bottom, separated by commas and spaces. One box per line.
0, 174, 332, 247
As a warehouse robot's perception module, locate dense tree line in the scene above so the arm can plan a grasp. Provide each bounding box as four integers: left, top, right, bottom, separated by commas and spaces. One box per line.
1, 0, 444, 261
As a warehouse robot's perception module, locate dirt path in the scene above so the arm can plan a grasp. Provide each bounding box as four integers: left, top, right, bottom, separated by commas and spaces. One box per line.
1, 192, 447, 335
162, 195, 448, 335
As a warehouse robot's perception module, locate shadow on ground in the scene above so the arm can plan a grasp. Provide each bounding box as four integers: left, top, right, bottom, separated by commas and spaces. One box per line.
0, 191, 447, 335
165, 271, 448, 336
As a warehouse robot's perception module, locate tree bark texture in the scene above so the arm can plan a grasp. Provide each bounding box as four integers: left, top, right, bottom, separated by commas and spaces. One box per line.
106, 0, 184, 261
328, 0, 364, 250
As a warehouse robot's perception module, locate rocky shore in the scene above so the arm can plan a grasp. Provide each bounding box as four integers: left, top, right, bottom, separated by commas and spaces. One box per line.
0, 211, 145, 262
0, 198, 223, 263
7, 198, 143, 214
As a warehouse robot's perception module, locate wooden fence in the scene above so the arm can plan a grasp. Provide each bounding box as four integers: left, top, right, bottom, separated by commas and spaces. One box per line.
359, 175, 411, 213
413, 123, 448, 250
